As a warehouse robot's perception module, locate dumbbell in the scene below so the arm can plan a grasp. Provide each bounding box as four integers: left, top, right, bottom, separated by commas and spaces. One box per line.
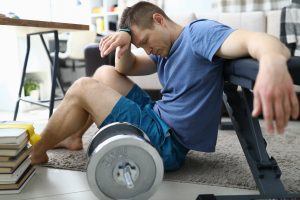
86, 122, 164, 200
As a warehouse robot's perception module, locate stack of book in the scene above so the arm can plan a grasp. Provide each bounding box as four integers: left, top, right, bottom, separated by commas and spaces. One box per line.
0, 123, 36, 194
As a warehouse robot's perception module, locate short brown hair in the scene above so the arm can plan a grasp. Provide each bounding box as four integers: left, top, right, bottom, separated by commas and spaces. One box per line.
119, 1, 170, 30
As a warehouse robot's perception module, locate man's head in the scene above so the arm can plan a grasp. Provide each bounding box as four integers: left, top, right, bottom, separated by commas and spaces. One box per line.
119, 1, 182, 57
119, 1, 170, 30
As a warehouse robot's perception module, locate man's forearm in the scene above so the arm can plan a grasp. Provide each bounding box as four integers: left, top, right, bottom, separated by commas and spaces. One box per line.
115, 47, 136, 75
247, 32, 291, 63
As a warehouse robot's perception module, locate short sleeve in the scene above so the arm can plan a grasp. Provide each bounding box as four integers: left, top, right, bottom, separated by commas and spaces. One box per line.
189, 19, 235, 62
149, 54, 158, 64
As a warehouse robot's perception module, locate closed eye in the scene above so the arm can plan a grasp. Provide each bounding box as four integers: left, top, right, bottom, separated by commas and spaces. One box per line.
140, 37, 148, 46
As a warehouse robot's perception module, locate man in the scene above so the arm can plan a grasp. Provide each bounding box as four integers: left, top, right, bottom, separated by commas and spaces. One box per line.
31, 2, 299, 171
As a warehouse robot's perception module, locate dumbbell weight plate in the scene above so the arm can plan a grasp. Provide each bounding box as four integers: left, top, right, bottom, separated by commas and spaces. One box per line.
87, 122, 150, 157
87, 123, 163, 200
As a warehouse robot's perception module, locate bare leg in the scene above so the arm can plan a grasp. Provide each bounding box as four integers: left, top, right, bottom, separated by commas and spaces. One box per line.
53, 115, 92, 150
53, 65, 135, 150
92, 65, 135, 96
31, 66, 135, 164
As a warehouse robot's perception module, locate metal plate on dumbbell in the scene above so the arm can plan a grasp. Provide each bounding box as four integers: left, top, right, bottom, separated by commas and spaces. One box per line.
87, 123, 163, 200
87, 122, 150, 157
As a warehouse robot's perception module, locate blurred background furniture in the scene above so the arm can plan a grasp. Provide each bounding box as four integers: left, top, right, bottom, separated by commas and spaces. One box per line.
50, 30, 97, 90
0, 18, 90, 120
84, 43, 115, 76
280, 0, 300, 57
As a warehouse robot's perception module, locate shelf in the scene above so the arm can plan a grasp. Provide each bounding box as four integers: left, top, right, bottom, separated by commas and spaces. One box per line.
91, 12, 119, 17
89, 0, 120, 33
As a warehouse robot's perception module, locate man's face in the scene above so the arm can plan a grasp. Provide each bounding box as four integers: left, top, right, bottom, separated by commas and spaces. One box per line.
131, 23, 172, 58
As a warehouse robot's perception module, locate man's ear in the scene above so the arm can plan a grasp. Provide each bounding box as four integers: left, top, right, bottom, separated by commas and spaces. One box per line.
152, 13, 165, 26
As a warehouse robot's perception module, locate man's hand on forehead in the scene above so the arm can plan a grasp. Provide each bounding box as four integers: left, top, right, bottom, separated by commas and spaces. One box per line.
99, 31, 131, 58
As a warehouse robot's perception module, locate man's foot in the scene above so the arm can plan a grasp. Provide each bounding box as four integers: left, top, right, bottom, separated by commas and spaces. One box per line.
30, 148, 49, 165
54, 135, 83, 150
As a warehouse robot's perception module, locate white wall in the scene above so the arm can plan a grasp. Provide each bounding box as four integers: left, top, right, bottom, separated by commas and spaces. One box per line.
0, 0, 52, 21
163, 0, 215, 15
50, 0, 90, 24
0, 0, 90, 24
0, 0, 90, 112
0, 28, 21, 111
0, 27, 52, 112
117, 0, 215, 15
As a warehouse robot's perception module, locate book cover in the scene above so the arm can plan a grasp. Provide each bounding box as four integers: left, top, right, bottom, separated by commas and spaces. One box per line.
0, 145, 30, 162
0, 156, 31, 183
0, 165, 36, 193
0, 166, 13, 174
0, 138, 28, 149
0, 128, 27, 144
0, 147, 31, 173
0, 121, 40, 146
0, 147, 31, 168
0, 144, 27, 157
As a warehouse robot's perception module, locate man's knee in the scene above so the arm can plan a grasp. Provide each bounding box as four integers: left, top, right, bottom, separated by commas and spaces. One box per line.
93, 65, 126, 83
66, 77, 100, 101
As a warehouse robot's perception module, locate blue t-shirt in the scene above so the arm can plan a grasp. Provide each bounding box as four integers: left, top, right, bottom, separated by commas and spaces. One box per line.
150, 19, 235, 152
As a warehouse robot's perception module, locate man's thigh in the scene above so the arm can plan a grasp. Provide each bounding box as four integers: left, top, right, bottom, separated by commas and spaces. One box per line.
93, 65, 135, 97
98, 96, 188, 171
68, 77, 122, 125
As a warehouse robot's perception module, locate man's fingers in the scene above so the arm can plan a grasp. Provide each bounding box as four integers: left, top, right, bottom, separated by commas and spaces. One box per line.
290, 90, 300, 119
101, 38, 115, 57
283, 94, 291, 127
100, 35, 116, 57
274, 94, 285, 134
99, 35, 110, 49
100, 38, 109, 57
103, 42, 118, 57
261, 93, 274, 134
252, 92, 262, 117
99, 32, 131, 58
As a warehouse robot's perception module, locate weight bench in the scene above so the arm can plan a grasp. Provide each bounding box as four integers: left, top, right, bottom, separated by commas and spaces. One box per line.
197, 57, 300, 200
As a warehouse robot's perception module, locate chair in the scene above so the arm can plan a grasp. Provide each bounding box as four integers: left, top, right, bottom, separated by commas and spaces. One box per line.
84, 43, 115, 77
53, 31, 97, 89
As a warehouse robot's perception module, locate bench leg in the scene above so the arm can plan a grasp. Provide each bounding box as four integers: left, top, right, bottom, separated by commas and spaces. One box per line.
222, 83, 286, 195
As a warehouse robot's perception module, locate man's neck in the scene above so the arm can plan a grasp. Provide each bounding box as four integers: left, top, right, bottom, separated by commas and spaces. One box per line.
168, 22, 184, 43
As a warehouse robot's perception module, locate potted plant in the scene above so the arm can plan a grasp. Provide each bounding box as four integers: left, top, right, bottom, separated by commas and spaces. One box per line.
24, 79, 40, 100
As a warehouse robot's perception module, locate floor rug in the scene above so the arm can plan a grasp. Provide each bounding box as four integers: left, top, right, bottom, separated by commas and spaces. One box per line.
43, 122, 300, 192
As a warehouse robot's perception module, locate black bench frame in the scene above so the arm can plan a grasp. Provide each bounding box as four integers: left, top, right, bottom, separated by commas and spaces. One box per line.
197, 57, 300, 200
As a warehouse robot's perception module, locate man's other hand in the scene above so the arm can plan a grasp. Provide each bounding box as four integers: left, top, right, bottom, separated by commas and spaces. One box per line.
252, 56, 299, 134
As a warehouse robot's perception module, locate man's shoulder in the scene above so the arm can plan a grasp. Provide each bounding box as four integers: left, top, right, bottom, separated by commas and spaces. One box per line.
188, 19, 225, 34
188, 19, 232, 36
189, 19, 219, 27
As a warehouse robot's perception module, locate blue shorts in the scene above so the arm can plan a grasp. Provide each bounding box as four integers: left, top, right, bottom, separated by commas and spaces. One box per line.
99, 85, 189, 171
